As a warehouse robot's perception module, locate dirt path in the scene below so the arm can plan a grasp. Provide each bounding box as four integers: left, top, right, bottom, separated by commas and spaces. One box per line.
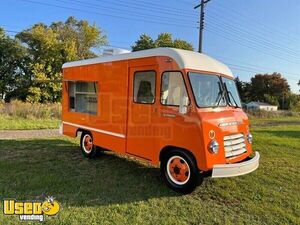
0, 129, 60, 140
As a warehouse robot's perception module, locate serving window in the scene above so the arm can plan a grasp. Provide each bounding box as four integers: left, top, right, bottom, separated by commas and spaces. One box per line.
68, 81, 98, 115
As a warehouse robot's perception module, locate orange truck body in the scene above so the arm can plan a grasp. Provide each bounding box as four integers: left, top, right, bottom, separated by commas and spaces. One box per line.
61, 48, 259, 177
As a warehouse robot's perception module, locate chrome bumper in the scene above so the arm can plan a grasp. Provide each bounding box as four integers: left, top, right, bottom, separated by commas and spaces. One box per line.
212, 151, 260, 178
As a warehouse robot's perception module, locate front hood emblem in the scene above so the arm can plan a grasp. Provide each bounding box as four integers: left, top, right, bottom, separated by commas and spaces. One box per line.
218, 121, 241, 127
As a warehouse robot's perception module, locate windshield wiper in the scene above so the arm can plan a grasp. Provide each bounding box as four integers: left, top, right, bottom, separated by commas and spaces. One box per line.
224, 83, 240, 108
213, 83, 225, 108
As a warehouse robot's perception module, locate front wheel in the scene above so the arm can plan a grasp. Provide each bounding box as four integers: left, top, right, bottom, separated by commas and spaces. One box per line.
80, 132, 97, 158
161, 150, 201, 194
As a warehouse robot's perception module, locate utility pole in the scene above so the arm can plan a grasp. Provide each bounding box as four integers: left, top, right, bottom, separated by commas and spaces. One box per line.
194, 0, 211, 53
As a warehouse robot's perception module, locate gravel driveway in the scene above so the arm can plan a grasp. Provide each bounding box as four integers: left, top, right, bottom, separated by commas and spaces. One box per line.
0, 129, 60, 140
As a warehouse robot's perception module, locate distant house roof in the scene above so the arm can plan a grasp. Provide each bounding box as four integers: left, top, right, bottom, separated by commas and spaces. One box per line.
247, 101, 277, 107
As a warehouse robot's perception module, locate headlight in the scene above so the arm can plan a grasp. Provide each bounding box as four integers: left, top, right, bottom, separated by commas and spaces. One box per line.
209, 140, 219, 154
247, 133, 253, 144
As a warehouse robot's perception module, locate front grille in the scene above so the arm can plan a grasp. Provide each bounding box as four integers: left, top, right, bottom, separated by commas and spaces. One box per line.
223, 133, 247, 158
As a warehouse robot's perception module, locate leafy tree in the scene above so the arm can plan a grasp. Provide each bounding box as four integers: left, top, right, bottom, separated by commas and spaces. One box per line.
236, 73, 296, 110
234, 77, 251, 103
264, 94, 279, 106
282, 92, 300, 110
0, 28, 28, 101
173, 39, 194, 51
250, 73, 290, 106
293, 100, 300, 112
50, 17, 107, 59
132, 33, 194, 51
16, 17, 107, 103
154, 33, 173, 48
131, 34, 155, 52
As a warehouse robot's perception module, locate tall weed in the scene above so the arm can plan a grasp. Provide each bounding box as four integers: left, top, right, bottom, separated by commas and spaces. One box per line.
0, 101, 61, 119
246, 109, 300, 118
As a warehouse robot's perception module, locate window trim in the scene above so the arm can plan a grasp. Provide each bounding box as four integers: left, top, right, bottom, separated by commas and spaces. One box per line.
66, 81, 75, 111
133, 70, 157, 105
75, 92, 98, 95
160, 70, 190, 107
187, 72, 228, 109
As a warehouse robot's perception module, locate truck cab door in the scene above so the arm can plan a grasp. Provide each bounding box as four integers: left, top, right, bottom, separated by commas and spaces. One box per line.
126, 66, 159, 161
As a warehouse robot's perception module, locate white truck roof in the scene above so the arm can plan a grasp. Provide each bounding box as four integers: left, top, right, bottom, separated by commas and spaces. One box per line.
62, 48, 233, 78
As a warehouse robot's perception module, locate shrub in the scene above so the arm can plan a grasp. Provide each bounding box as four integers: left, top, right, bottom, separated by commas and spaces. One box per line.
0, 100, 61, 119
246, 109, 300, 119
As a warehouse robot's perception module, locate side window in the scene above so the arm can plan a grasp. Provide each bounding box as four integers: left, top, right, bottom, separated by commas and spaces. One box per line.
134, 71, 156, 104
68, 81, 98, 115
161, 72, 188, 106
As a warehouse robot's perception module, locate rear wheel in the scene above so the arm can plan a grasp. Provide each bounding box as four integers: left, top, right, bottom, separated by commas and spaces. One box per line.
80, 132, 97, 158
161, 149, 201, 194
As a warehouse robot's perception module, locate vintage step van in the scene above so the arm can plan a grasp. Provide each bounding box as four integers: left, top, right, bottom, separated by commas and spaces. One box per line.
61, 48, 260, 193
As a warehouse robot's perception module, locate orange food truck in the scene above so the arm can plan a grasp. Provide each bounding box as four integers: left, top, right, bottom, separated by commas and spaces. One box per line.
61, 48, 259, 193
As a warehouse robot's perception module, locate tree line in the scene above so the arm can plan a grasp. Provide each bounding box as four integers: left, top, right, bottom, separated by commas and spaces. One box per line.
0, 17, 299, 110
0, 17, 107, 103
235, 74, 300, 110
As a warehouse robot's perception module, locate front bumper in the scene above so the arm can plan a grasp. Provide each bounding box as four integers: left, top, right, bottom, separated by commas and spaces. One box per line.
211, 151, 260, 178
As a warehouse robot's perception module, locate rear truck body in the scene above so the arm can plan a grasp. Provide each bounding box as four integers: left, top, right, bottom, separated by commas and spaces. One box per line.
61, 48, 259, 193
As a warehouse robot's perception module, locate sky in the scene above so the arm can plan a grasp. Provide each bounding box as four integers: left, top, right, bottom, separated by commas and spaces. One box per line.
1, 0, 299, 93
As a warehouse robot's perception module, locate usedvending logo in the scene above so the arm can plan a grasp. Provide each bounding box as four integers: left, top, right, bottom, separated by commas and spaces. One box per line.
3, 196, 60, 222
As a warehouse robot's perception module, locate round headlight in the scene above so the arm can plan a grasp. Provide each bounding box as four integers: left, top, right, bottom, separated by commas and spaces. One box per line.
209, 140, 219, 154
247, 133, 253, 144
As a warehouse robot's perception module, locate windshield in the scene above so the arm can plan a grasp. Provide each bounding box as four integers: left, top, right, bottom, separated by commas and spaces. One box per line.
188, 72, 242, 108
189, 72, 226, 108
223, 77, 242, 108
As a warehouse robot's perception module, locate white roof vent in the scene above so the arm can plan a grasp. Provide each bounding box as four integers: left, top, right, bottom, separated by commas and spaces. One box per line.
102, 48, 131, 56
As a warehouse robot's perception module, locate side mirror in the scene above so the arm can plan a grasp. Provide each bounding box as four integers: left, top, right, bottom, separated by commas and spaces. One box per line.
179, 96, 189, 115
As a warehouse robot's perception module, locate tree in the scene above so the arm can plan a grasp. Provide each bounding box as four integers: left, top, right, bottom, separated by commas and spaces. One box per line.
237, 72, 300, 110
50, 17, 107, 59
132, 33, 194, 51
154, 33, 173, 48
173, 39, 194, 51
283, 93, 300, 110
250, 73, 290, 107
0, 28, 28, 101
131, 34, 155, 52
234, 77, 251, 103
263, 94, 279, 106
15, 17, 107, 103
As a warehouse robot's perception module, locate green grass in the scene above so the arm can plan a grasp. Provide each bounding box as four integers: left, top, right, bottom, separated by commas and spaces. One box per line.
250, 116, 300, 127
0, 125, 299, 224
0, 115, 60, 130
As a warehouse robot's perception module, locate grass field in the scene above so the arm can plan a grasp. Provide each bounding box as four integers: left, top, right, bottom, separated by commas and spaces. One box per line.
0, 121, 299, 224
0, 115, 60, 130
250, 116, 300, 127
0, 101, 61, 130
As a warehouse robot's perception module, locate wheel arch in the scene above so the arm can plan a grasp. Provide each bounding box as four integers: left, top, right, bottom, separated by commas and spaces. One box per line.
76, 128, 91, 137
159, 145, 198, 168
